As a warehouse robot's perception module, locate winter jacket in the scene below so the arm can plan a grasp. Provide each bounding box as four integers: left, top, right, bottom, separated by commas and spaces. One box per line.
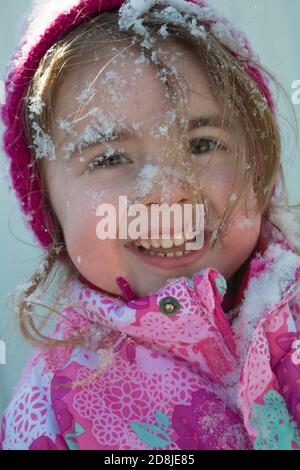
1, 217, 300, 450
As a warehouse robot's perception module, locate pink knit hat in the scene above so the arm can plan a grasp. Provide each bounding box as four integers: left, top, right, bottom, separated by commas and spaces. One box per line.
2, 0, 278, 248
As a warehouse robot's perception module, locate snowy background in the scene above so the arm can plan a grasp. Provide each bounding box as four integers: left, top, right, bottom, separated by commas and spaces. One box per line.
0, 0, 300, 416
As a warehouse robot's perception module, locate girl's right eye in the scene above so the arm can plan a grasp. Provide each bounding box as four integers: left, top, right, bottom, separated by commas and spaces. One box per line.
84, 151, 132, 175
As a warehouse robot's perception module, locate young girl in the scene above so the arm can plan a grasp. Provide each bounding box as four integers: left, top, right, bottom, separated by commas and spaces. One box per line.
1, 0, 300, 450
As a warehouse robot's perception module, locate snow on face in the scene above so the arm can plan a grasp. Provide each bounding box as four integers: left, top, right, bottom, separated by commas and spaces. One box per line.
39, 32, 261, 298
27, 0, 254, 166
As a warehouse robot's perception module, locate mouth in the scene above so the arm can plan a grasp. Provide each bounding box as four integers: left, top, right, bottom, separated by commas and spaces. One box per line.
124, 232, 210, 269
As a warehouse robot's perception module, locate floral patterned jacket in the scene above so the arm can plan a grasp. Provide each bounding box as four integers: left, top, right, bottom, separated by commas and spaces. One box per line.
1, 220, 300, 450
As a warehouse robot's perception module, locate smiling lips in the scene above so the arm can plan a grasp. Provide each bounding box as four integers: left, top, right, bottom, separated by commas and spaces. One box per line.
128, 231, 205, 258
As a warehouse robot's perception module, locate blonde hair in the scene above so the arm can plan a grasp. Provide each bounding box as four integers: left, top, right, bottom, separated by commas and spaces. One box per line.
18, 6, 299, 352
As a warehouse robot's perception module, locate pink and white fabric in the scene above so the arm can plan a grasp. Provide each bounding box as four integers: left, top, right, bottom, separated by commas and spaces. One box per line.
1, 219, 300, 450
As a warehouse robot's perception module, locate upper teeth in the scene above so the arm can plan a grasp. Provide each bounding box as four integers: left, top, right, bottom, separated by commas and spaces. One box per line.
134, 233, 196, 250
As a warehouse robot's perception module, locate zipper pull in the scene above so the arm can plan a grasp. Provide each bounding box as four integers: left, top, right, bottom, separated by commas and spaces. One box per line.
116, 277, 136, 303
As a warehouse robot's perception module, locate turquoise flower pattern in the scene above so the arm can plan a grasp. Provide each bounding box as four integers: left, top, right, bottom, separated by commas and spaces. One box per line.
129, 410, 173, 448
250, 389, 300, 450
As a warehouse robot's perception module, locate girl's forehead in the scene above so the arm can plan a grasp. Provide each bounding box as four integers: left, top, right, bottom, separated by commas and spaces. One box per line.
53, 39, 219, 134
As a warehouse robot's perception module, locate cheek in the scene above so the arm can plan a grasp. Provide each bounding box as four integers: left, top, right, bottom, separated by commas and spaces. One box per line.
62, 187, 106, 253
214, 206, 261, 279
221, 190, 262, 251
206, 171, 261, 252
203, 166, 236, 214
226, 213, 261, 244
44, 163, 77, 224
61, 188, 125, 283
202, 156, 257, 218
65, 214, 124, 294
67, 226, 116, 268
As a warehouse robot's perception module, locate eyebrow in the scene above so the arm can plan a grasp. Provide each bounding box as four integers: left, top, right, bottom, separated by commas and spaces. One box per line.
188, 115, 233, 132
69, 114, 233, 159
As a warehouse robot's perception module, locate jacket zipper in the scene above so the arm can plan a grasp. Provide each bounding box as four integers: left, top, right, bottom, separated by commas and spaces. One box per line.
214, 299, 237, 357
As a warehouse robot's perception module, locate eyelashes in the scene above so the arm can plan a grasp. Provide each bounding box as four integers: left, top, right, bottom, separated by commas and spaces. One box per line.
84, 152, 132, 174
189, 137, 228, 155
84, 138, 229, 175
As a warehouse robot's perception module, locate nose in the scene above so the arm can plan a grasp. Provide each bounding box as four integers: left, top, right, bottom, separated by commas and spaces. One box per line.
142, 174, 193, 207
138, 174, 197, 237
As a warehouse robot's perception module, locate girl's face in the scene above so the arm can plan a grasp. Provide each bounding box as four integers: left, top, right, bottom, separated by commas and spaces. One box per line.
41, 39, 261, 297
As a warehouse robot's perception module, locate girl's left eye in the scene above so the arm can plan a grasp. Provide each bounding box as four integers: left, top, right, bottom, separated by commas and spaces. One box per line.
189, 138, 228, 155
